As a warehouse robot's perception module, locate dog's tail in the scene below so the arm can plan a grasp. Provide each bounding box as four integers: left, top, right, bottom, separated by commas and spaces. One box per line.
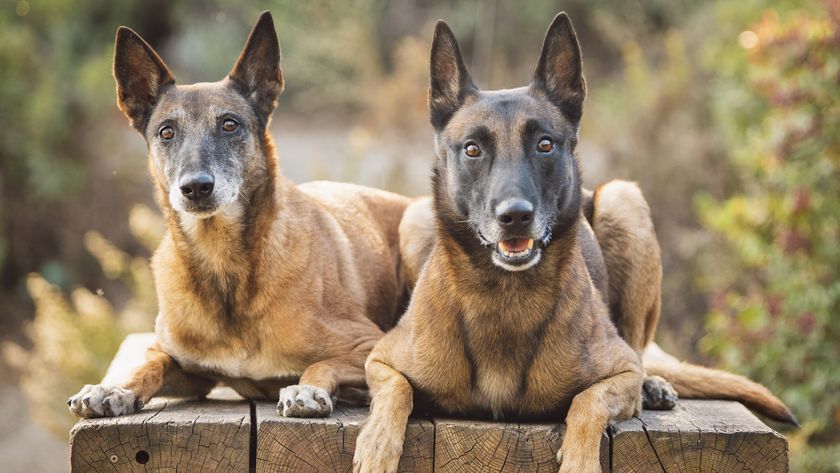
643, 343, 798, 426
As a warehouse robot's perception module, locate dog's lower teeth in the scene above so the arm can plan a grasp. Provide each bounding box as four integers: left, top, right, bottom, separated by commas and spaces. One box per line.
502, 249, 531, 258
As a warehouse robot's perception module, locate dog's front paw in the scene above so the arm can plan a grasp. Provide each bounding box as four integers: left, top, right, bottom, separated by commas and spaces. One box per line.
67, 384, 141, 418
642, 375, 678, 410
277, 385, 333, 417
353, 420, 403, 473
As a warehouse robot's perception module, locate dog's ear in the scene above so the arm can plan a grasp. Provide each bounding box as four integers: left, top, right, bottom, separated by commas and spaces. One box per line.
229, 11, 284, 124
113, 27, 175, 133
531, 13, 586, 123
428, 20, 477, 130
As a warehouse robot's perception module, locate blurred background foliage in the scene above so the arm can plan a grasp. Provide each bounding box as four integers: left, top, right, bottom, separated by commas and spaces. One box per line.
698, 1, 840, 468
0, 0, 837, 470
3, 204, 159, 436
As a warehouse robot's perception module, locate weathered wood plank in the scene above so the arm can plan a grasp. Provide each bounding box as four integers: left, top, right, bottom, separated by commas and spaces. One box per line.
255, 403, 434, 472
69, 333, 252, 472
70, 334, 790, 472
70, 395, 251, 472
432, 417, 609, 473
611, 400, 788, 473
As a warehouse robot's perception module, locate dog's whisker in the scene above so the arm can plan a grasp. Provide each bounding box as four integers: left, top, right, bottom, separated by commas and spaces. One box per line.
237, 188, 252, 208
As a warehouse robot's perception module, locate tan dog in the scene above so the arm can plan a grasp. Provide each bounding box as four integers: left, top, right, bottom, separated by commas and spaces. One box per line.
353, 13, 794, 473
68, 12, 411, 419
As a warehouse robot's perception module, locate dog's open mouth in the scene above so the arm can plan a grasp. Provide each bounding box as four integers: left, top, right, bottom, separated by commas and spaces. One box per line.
493, 237, 541, 270
498, 238, 533, 258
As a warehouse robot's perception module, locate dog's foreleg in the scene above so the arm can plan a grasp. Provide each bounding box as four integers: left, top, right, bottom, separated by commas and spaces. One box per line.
278, 322, 385, 418
556, 370, 642, 473
68, 343, 214, 418
352, 348, 413, 473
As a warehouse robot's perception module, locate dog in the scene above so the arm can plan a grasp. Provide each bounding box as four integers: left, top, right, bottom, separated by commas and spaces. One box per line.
68, 11, 412, 419
352, 13, 795, 473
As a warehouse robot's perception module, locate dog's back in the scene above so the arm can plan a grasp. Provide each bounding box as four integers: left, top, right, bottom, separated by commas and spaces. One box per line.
298, 181, 412, 328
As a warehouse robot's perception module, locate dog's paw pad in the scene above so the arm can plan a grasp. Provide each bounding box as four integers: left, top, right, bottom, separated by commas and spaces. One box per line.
642, 375, 678, 410
68, 384, 138, 418
277, 385, 333, 418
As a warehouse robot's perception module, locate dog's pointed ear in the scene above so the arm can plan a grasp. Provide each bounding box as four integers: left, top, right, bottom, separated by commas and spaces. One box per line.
531, 13, 586, 123
229, 11, 284, 124
429, 20, 477, 130
113, 27, 175, 133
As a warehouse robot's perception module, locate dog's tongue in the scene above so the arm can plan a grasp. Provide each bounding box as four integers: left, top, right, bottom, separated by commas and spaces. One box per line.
499, 238, 531, 253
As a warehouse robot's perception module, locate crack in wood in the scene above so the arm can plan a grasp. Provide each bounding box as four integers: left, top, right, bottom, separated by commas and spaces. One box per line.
249, 401, 257, 473
639, 418, 667, 473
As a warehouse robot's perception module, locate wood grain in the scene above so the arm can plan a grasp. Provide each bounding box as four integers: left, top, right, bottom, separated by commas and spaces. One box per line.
611, 400, 789, 473
69, 334, 790, 472
70, 395, 251, 472
255, 403, 434, 472
69, 333, 251, 472
433, 417, 609, 473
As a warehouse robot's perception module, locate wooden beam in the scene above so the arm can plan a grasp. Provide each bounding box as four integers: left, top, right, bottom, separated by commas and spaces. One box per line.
433, 417, 609, 473
69, 334, 789, 472
69, 334, 252, 473
70, 395, 251, 472
611, 400, 788, 473
255, 403, 434, 472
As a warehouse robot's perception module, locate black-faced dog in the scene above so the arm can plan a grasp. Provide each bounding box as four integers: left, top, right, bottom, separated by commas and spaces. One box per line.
352, 12, 795, 473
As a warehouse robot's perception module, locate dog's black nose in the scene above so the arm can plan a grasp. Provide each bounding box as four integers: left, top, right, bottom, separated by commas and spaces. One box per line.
495, 198, 534, 228
179, 174, 215, 200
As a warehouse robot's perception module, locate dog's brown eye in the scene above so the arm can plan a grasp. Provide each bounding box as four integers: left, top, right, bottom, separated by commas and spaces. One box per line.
464, 142, 481, 158
159, 126, 175, 140
222, 119, 238, 132
538, 138, 554, 153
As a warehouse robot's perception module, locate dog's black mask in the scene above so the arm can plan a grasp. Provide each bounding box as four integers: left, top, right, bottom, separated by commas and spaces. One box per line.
429, 13, 586, 272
